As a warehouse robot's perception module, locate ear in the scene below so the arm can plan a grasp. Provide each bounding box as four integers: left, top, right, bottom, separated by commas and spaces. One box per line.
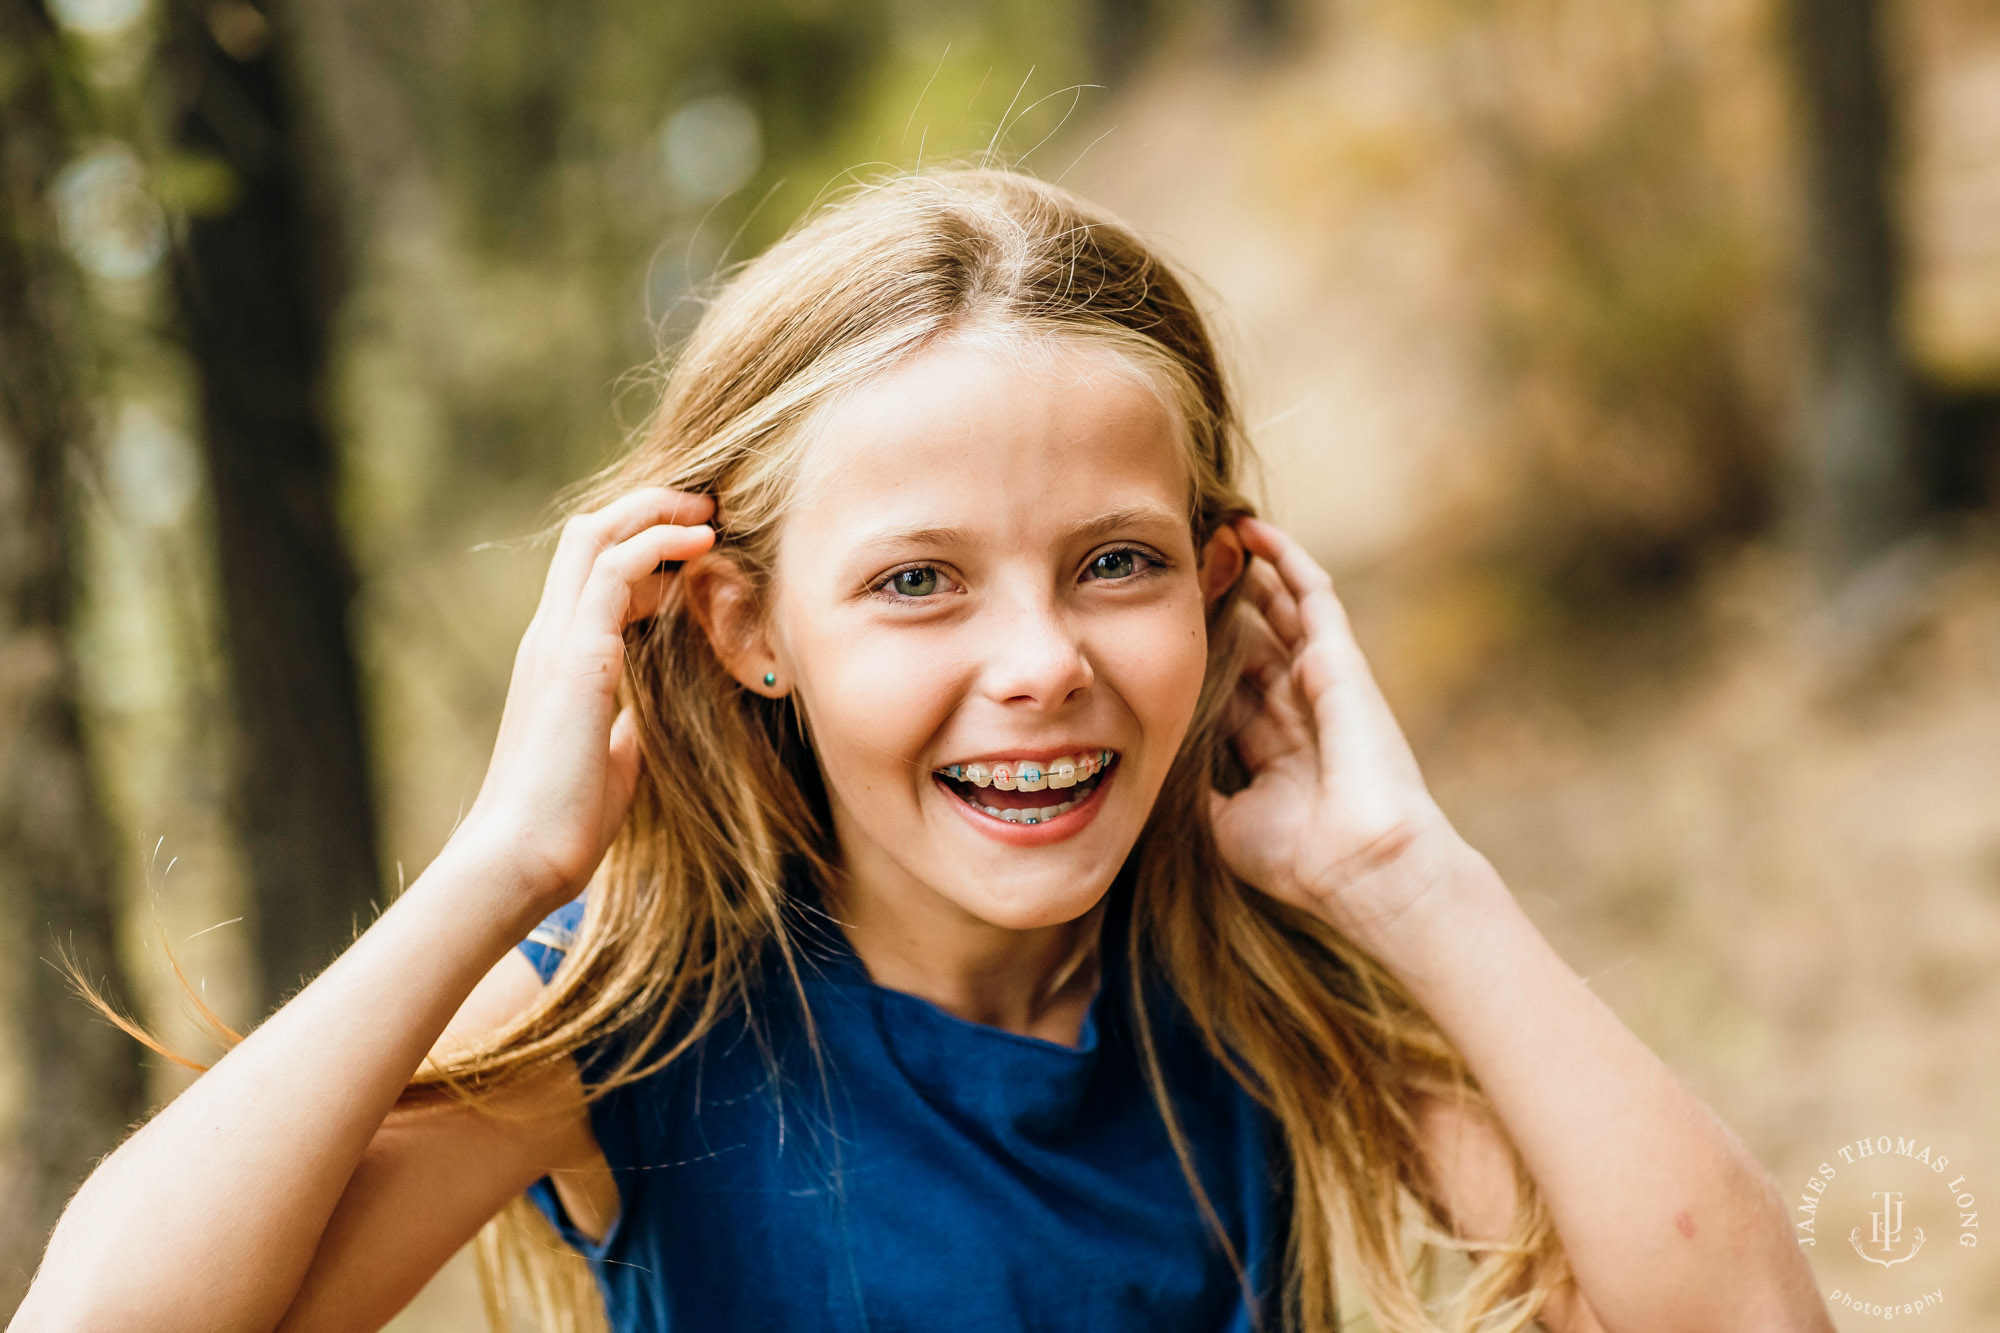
680, 554, 786, 696
1198, 521, 1247, 610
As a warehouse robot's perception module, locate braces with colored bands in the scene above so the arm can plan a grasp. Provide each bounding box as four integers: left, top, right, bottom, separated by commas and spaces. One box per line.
933, 750, 1117, 825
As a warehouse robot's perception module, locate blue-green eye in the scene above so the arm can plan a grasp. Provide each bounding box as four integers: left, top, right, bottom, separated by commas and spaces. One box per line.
887, 566, 940, 597
1087, 549, 1144, 581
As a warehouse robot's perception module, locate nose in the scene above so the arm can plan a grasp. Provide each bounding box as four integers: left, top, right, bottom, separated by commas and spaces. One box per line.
977, 588, 1094, 708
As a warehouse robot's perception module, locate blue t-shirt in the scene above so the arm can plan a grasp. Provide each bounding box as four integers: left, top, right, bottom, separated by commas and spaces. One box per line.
517, 877, 1286, 1331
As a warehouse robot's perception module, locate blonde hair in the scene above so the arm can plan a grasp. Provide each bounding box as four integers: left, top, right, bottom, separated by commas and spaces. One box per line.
113, 167, 1569, 1330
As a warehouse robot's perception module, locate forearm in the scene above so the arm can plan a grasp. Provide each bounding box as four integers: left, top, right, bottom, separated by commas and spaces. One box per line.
19, 837, 546, 1333
1362, 844, 1829, 1333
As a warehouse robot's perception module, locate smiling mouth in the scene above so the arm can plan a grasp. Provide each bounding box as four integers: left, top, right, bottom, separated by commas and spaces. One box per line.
932, 750, 1119, 826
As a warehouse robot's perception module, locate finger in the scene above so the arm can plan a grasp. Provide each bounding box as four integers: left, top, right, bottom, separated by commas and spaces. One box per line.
599, 703, 642, 850
1241, 558, 1305, 652
1218, 674, 1260, 737
622, 571, 683, 626
577, 523, 717, 630
1235, 522, 1425, 791
1234, 602, 1315, 737
1234, 516, 1357, 652
1237, 612, 1289, 694
545, 487, 716, 611
1233, 588, 1287, 667
1226, 678, 1306, 774
1229, 612, 1316, 752
1234, 518, 1385, 725
1218, 656, 1300, 743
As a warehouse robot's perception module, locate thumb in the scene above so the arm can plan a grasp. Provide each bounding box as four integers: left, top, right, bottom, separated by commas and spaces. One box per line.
599, 704, 643, 843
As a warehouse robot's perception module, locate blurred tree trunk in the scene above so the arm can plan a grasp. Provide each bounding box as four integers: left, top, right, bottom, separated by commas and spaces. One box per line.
161, 0, 383, 1010
0, 0, 147, 1304
1781, 0, 1918, 580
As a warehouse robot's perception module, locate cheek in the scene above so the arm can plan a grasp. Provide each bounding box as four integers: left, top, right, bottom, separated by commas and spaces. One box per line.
1097, 592, 1211, 745
788, 620, 958, 799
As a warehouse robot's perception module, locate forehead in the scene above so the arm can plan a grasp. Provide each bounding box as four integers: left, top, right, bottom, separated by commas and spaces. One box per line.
782, 336, 1192, 552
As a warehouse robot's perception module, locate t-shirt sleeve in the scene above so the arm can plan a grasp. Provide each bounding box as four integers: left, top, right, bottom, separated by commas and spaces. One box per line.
516, 897, 587, 983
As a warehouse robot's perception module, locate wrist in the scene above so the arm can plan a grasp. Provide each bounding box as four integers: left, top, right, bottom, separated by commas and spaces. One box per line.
1315, 829, 1514, 977
422, 826, 575, 944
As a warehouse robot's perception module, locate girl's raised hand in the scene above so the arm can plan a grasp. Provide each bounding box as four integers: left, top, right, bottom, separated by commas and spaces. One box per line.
453, 486, 715, 916
1209, 517, 1480, 958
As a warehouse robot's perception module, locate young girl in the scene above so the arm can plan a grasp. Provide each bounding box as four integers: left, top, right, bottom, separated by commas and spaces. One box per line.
22, 170, 1830, 1333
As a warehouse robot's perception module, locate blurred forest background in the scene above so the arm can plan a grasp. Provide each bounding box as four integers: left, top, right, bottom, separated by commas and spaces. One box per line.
3, 0, 1999, 1326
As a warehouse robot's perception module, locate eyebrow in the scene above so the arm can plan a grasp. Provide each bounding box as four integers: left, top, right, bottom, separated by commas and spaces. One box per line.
849, 502, 1190, 554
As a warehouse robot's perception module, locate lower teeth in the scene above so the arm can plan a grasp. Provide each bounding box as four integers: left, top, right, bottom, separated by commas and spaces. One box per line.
983, 802, 1074, 825
959, 769, 1102, 824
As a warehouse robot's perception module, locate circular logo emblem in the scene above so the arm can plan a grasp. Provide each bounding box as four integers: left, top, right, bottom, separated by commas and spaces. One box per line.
1794, 1134, 1980, 1321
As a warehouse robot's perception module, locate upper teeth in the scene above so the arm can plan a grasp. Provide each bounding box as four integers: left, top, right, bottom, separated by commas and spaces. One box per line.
937, 750, 1114, 792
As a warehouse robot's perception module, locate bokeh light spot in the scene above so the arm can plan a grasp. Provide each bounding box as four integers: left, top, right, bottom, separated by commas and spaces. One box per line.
660, 95, 763, 204
52, 144, 166, 282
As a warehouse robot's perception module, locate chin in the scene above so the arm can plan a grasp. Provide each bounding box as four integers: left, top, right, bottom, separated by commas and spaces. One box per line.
930, 861, 1122, 933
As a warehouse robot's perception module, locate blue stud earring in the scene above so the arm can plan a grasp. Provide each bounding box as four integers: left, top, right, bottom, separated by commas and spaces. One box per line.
763, 672, 777, 688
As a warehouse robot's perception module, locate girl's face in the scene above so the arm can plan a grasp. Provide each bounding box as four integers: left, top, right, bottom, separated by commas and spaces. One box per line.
763, 336, 1238, 932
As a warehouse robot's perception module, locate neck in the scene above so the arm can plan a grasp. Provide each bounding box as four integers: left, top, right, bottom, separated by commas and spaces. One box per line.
826, 868, 1108, 1048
